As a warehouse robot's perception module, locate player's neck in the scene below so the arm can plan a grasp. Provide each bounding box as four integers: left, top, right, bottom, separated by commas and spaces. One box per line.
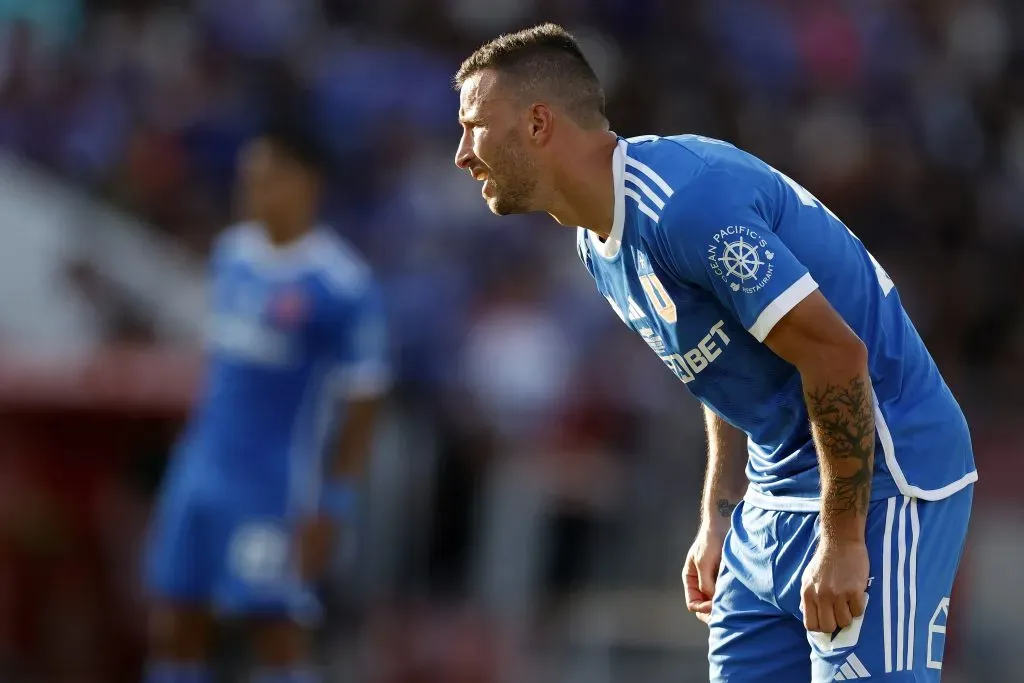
262, 217, 314, 248
544, 131, 618, 238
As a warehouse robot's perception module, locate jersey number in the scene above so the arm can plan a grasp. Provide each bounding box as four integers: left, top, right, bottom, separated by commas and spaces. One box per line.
770, 167, 895, 297
639, 272, 677, 324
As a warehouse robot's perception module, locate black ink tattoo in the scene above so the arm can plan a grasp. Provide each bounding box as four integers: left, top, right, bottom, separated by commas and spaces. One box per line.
716, 498, 738, 519
805, 376, 875, 517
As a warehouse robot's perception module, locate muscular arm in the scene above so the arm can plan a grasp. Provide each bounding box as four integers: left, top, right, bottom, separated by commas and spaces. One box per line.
683, 405, 749, 621
764, 291, 874, 542
701, 406, 749, 529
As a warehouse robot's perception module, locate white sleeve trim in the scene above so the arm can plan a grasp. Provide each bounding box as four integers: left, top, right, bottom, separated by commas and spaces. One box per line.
748, 272, 819, 342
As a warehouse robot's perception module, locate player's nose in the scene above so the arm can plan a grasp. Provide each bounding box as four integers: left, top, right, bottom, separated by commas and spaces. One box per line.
454, 133, 473, 170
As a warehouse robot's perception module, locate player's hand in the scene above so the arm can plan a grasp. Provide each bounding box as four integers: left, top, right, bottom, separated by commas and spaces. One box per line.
800, 537, 869, 634
298, 515, 335, 582
683, 523, 727, 624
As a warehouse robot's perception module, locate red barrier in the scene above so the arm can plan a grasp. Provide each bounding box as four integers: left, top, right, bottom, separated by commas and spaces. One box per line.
0, 346, 200, 414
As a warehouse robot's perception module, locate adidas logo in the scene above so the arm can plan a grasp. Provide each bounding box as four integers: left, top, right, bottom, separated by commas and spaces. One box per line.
833, 652, 871, 680
626, 297, 646, 321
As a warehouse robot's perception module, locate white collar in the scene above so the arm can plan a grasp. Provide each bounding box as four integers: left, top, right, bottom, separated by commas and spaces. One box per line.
587, 138, 627, 260
235, 222, 325, 274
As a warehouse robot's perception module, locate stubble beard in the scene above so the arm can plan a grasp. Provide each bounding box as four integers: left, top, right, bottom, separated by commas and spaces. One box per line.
487, 133, 537, 216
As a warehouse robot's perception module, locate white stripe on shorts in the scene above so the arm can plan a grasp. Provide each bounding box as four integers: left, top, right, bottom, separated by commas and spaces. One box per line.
907, 498, 920, 669
882, 497, 896, 672
896, 496, 910, 671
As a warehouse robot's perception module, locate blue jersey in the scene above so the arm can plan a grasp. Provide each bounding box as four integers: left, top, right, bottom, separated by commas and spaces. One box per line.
576, 135, 977, 511
174, 223, 389, 517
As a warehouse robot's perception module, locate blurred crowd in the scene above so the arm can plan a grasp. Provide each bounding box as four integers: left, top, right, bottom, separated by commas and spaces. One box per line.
3, 0, 1023, 417
2, 0, 1023, 396
0, 0, 1022, 681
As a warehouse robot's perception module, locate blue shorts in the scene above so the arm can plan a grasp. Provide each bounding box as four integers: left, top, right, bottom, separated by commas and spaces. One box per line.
143, 476, 320, 623
709, 485, 973, 682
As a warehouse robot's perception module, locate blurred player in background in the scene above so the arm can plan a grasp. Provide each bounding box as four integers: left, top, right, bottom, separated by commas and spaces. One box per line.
453, 24, 976, 682
142, 110, 390, 683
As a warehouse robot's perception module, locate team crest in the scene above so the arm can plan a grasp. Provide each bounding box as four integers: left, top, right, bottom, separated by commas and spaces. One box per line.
269, 286, 308, 328
636, 250, 651, 274
707, 226, 775, 295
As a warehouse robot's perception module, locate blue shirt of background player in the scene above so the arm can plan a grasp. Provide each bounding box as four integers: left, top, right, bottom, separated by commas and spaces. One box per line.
171, 223, 390, 518
577, 135, 976, 511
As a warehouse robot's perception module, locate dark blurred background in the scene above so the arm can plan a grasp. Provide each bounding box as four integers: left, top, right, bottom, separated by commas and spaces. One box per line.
0, 0, 1020, 681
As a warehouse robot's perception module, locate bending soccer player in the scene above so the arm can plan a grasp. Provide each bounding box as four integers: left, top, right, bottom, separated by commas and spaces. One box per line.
453, 24, 976, 682
143, 112, 389, 683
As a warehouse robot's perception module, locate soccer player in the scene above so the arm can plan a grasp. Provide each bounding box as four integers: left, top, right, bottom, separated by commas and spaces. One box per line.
453, 23, 976, 682
142, 112, 390, 683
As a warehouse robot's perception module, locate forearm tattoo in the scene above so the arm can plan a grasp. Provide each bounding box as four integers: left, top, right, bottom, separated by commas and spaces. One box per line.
805, 375, 875, 517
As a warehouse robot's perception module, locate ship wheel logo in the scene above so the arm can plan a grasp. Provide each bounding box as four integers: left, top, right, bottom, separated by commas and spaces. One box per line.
720, 238, 765, 281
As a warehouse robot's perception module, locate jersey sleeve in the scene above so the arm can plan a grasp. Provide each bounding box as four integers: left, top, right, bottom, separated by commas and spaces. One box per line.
328, 284, 392, 400
655, 169, 819, 342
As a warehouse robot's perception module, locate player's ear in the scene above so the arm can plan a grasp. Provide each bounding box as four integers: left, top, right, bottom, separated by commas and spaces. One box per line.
527, 103, 554, 145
